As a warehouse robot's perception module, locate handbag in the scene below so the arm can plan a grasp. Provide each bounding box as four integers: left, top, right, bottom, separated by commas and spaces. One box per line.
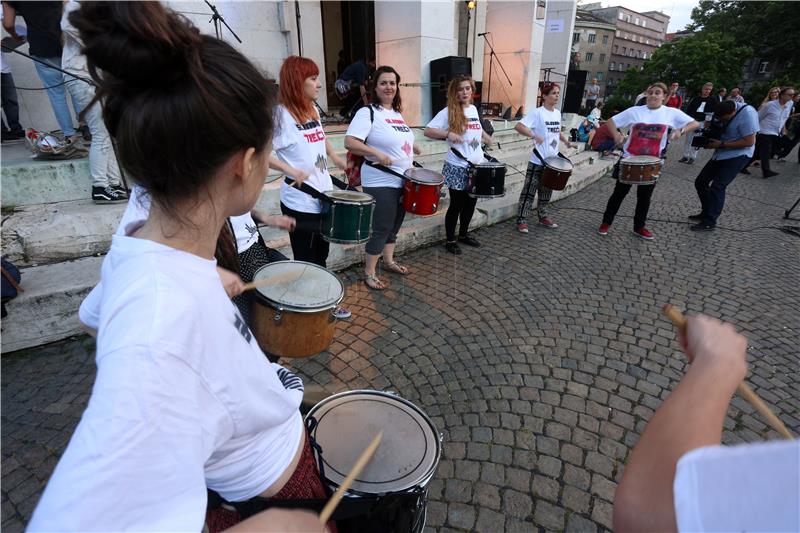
344, 106, 374, 188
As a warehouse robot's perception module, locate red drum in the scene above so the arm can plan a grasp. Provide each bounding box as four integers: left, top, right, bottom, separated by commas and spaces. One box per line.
540, 157, 573, 191
402, 168, 444, 217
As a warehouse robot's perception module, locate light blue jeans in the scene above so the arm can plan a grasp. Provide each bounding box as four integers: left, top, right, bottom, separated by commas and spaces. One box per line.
33, 56, 80, 137
66, 78, 121, 188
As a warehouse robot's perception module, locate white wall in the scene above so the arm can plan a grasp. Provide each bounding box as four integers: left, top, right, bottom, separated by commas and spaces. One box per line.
541, 0, 577, 109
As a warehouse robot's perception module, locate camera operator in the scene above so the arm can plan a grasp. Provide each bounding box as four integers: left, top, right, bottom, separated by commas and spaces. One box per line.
679, 82, 716, 164
688, 99, 758, 232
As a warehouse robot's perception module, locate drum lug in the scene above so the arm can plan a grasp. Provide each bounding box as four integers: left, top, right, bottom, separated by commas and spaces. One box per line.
274, 308, 283, 325
329, 308, 337, 322
432, 202, 437, 211
412, 201, 417, 212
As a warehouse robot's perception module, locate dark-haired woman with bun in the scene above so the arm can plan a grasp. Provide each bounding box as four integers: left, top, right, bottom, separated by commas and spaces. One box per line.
28, 3, 325, 532
269, 55, 350, 318
424, 75, 492, 255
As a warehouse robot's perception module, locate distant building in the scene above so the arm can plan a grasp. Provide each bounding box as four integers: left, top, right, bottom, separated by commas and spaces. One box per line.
572, 9, 616, 103
583, 4, 670, 97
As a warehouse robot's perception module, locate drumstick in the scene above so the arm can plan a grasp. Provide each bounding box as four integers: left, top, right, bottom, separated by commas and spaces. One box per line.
318, 432, 382, 524
662, 305, 794, 440
240, 277, 273, 293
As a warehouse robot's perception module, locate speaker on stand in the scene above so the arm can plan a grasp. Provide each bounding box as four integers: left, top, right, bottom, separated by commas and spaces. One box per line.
429, 56, 472, 113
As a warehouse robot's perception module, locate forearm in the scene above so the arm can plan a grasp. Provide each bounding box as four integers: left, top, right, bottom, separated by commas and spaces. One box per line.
481, 131, 493, 145
514, 123, 533, 139
423, 127, 449, 141
268, 155, 298, 177
614, 364, 738, 532
680, 121, 701, 135
325, 140, 346, 169
559, 132, 571, 144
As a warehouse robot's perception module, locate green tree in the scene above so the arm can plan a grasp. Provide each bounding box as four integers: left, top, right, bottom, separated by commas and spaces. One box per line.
614, 32, 750, 99
690, 1, 799, 78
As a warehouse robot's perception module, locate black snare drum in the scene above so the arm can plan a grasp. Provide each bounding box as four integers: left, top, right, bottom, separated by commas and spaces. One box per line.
469, 162, 506, 198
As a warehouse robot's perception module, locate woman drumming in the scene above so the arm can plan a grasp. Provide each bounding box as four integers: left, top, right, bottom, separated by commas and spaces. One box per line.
345, 66, 420, 290
29, 4, 326, 532
598, 82, 698, 240
270, 55, 350, 318
514, 83, 575, 233
424, 75, 492, 255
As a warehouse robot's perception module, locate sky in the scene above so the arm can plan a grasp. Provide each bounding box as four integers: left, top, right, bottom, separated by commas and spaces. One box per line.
579, 0, 699, 33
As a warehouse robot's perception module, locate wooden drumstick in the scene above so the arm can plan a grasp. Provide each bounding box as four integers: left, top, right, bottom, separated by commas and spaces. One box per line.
662, 304, 794, 440
318, 432, 382, 524
240, 277, 272, 293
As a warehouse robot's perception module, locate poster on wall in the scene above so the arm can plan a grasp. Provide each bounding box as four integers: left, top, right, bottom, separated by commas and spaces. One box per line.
547, 19, 564, 33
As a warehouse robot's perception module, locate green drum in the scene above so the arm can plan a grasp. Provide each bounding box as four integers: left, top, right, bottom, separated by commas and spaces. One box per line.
321, 190, 375, 244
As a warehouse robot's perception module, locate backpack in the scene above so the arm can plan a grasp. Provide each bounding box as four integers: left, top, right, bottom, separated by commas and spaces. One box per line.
344, 106, 374, 188
1, 257, 23, 319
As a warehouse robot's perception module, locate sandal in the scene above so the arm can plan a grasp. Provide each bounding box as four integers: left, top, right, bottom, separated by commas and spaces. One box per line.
364, 273, 386, 290
382, 260, 409, 275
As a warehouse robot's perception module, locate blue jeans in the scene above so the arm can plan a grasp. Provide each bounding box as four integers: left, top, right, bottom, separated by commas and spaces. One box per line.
33, 56, 80, 136
694, 155, 750, 226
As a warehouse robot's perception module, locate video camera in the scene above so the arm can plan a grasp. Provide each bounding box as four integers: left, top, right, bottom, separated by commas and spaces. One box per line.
691, 119, 724, 149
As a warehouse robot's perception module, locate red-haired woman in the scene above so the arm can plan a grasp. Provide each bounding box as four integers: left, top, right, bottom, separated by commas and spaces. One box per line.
514, 82, 575, 233
424, 75, 492, 255
269, 55, 350, 317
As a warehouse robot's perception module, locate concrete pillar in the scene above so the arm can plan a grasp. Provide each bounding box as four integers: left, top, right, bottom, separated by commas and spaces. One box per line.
374, 1, 457, 126
541, 0, 577, 109
483, 1, 547, 117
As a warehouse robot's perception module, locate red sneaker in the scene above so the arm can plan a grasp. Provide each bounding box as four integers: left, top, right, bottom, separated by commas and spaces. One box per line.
633, 227, 654, 240
538, 217, 559, 229
517, 222, 529, 233
598, 223, 610, 236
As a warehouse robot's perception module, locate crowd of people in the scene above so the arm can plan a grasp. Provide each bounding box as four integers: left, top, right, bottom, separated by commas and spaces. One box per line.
3, 2, 796, 532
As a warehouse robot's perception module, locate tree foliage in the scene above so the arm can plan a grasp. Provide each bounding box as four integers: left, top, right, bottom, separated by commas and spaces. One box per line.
689, 0, 799, 78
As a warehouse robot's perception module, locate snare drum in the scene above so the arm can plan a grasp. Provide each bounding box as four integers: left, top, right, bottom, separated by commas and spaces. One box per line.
469, 161, 506, 198
250, 261, 343, 358
402, 168, 444, 216
321, 190, 375, 244
540, 156, 574, 191
307, 390, 441, 533
619, 155, 662, 185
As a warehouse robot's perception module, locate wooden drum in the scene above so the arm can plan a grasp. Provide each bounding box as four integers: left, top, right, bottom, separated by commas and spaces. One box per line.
250, 261, 344, 358
540, 156, 573, 191
619, 155, 662, 185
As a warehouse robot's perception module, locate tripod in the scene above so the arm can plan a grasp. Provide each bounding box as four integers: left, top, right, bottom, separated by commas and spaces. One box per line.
204, 1, 242, 43
785, 196, 800, 220
480, 32, 512, 108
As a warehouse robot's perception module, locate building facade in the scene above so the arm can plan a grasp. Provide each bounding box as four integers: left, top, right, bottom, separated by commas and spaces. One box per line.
3, 0, 556, 132
571, 9, 616, 103
583, 4, 669, 97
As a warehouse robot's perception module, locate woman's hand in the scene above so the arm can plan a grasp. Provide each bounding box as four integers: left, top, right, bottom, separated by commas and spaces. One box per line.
447, 131, 465, 144
413, 144, 423, 156
291, 168, 311, 185
533, 134, 545, 145
217, 267, 245, 298
264, 215, 296, 231
374, 151, 393, 166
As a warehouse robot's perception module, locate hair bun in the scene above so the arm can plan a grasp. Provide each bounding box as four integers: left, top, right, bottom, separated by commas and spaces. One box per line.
69, 1, 203, 88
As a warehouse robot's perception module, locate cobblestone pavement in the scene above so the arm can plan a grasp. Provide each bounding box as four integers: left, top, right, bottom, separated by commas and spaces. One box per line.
3, 146, 799, 532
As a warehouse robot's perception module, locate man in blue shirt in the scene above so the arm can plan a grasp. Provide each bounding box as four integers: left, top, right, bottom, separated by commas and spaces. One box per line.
689, 100, 759, 231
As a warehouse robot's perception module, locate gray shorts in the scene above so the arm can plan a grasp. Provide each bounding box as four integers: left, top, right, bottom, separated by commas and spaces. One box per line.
362, 186, 406, 255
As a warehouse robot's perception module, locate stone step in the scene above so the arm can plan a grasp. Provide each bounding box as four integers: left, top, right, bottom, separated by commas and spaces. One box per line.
2, 145, 596, 267
1, 156, 614, 354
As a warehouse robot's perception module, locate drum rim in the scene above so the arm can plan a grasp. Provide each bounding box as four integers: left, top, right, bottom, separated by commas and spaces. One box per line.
543, 156, 574, 171
622, 155, 662, 165
324, 190, 376, 205
403, 168, 445, 185
252, 260, 344, 312
305, 389, 442, 495
474, 162, 507, 168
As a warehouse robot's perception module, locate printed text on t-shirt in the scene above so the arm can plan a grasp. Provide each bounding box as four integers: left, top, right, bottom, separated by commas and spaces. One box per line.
296, 120, 326, 143
385, 118, 411, 133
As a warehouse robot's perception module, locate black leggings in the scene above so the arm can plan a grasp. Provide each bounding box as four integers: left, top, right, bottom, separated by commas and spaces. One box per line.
280, 203, 329, 267
445, 188, 478, 242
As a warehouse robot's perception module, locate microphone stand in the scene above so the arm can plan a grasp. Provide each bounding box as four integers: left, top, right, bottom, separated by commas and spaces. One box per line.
204, 0, 242, 43
480, 32, 512, 108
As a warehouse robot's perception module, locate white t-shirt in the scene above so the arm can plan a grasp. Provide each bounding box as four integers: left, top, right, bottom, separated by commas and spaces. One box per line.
426, 104, 485, 168
118, 186, 258, 253
30, 236, 304, 532
674, 440, 799, 532
60, 0, 87, 76
611, 105, 694, 158
520, 106, 563, 166
758, 99, 793, 136
275, 105, 333, 214
346, 105, 415, 188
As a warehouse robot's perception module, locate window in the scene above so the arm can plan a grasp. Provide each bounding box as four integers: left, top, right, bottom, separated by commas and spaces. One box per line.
619, 11, 624, 20
635, 17, 639, 25
622, 46, 627, 54
573, 32, 580, 44
603, 34, 609, 45
642, 20, 646, 28
585, 52, 594, 62
626, 15, 631, 22
616, 30, 620, 37
588, 33, 596, 43
758, 61, 769, 73
610, 62, 615, 71
646, 39, 650, 45
613, 45, 618, 53
597, 72, 604, 81
599, 53, 606, 63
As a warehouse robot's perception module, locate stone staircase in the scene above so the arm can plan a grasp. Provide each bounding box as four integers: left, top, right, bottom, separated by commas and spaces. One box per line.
1, 121, 615, 353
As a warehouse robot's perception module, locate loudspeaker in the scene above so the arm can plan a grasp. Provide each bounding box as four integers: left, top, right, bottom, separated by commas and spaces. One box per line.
429, 56, 472, 114
563, 70, 587, 114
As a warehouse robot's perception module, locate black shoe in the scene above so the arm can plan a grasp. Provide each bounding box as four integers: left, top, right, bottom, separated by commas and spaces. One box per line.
79, 124, 92, 145
1, 130, 25, 143
690, 222, 715, 232
445, 241, 462, 255
687, 158, 695, 165
92, 186, 127, 204
678, 157, 688, 163
458, 235, 481, 247
688, 213, 703, 221
111, 184, 129, 199
763, 170, 779, 178
740, 168, 751, 174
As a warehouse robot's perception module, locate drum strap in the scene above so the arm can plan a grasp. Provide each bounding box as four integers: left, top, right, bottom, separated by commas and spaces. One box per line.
283, 176, 351, 203
364, 160, 409, 180
449, 147, 475, 169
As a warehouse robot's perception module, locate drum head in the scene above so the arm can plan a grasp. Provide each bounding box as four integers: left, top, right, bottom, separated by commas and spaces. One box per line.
544, 156, 573, 171
403, 168, 444, 185
253, 261, 343, 312
475, 162, 506, 169
624, 155, 661, 165
326, 190, 375, 204
307, 390, 441, 495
